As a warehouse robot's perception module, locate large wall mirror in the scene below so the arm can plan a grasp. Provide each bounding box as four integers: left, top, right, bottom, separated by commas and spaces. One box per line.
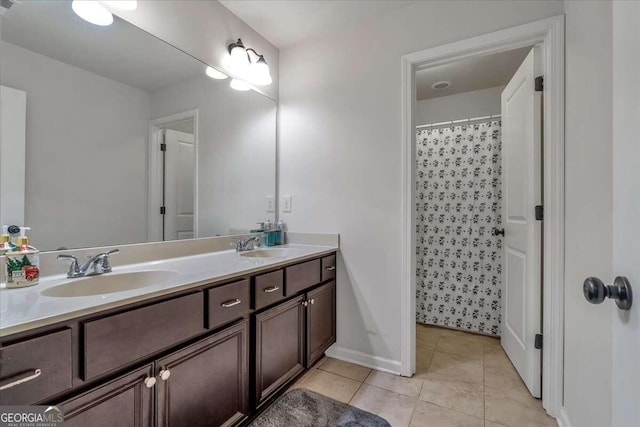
0, 1, 276, 251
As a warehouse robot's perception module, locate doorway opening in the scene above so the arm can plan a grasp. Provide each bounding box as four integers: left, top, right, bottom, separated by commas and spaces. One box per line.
148, 110, 199, 242
401, 16, 565, 419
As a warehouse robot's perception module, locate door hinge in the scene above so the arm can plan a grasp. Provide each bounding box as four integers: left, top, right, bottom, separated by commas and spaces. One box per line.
535, 205, 544, 221
160, 206, 166, 215
160, 143, 167, 151
534, 334, 543, 350
535, 76, 543, 92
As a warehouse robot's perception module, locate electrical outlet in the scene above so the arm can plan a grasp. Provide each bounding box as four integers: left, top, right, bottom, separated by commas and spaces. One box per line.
266, 195, 274, 212
281, 195, 292, 213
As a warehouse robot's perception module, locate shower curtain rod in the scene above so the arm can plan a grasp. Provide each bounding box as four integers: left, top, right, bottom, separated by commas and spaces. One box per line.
416, 114, 501, 130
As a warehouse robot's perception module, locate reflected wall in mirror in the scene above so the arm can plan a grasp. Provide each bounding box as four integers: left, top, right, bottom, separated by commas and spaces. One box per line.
0, 1, 276, 251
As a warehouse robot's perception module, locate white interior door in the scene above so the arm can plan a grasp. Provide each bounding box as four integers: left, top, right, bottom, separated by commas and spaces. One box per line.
163, 129, 195, 240
500, 47, 542, 398
612, 2, 639, 425
0, 86, 27, 227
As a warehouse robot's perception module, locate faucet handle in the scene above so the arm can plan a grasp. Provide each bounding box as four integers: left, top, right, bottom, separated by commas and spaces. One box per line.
99, 249, 119, 273
57, 254, 81, 278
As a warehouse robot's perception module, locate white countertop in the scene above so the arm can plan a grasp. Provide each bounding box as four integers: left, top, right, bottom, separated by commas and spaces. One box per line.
0, 244, 337, 337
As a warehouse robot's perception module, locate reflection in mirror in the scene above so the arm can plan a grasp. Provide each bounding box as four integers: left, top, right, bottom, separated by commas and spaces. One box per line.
0, 1, 276, 251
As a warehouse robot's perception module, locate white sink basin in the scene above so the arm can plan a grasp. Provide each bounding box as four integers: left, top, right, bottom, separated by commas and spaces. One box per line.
239, 248, 296, 258
41, 270, 181, 298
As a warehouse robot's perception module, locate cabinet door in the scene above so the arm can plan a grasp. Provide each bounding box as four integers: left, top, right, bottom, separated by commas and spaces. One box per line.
306, 281, 336, 366
254, 295, 305, 405
59, 364, 154, 427
156, 321, 248, 427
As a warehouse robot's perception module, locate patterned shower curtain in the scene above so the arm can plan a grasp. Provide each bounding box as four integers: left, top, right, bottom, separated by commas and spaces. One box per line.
415, 120, 503, 336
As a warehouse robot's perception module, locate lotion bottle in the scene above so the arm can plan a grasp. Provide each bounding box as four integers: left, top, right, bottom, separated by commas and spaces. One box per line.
5, 227, 40, 288
0, 226, 13, 288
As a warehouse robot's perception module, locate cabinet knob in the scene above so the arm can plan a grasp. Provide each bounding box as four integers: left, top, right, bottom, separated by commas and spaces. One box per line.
302, 301, 308, 307
310, 299, 315, 305
159, 369, 171, 381
144, 376, 156, 388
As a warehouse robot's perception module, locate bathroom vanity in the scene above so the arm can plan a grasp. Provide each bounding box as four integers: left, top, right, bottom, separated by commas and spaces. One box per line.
0, 246, 337, 426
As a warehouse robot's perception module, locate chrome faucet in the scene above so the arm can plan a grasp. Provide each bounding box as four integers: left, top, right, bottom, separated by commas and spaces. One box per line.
58, 249, 119, 278
234, 236, 260, 252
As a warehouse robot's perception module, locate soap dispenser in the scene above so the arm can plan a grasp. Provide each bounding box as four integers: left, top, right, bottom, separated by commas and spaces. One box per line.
5, 227, 40, 288
0, 226, 13, 288
0, 226, 13, 255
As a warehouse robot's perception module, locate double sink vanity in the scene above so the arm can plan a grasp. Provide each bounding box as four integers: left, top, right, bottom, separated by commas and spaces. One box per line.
0, 2, 337, 425
0, 241, 338, 426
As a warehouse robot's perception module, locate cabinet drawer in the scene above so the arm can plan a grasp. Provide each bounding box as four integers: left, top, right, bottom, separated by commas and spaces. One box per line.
285, 259, 321, 296
253, 270, 285, 310
207, 279, 250, 329
83, 292, 204, 380
321, 254, 336, 282
0, 329, 73, 405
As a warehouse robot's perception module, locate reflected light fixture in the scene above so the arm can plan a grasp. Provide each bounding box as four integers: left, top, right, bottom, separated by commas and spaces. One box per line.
230, 79, 251, 91
71, 0, 114, 26
227, 38, 272, 88
71, 1, 138, 27
205, 66, 229, 80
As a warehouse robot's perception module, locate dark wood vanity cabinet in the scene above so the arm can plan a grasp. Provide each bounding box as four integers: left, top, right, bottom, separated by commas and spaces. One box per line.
253, 295, 306, 405
1, 251, 336, 427
156, 320, 248, 427
306, 280, 337, 366
253, 257, 337, 406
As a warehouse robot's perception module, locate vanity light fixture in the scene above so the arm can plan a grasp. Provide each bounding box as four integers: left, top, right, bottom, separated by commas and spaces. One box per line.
205, 66, 229, 80
71, 0, 113, 26
227, 38, 273, 87
230, 79, 251, 91
71, 0, 137, 27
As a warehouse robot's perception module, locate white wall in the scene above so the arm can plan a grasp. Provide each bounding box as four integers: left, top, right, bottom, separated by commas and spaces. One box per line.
107, 0, 279, 101
416, 86, 504, 125
278, 1, 564, 367
611, 1, 640, 426
563, 2, 613, 427
0, 41, 150, 251
150, 76, 277, 236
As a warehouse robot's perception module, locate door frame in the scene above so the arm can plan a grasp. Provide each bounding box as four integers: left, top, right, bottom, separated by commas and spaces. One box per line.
400, 15, 565, 417
148, 109, 199, 242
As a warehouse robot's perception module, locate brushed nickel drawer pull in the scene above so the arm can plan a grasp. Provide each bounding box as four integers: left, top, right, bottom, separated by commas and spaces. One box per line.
263, 285, 280, 293
0, 369, 42, 391
325, 266, 336, 271
221, 298, 242, 308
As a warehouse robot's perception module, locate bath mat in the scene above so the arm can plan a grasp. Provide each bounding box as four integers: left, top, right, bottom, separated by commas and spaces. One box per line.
249, 388, 391, 427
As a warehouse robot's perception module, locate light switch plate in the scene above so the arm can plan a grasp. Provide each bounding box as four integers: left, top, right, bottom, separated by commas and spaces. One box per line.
281, 195, 292, 213
266, 195, 274, 212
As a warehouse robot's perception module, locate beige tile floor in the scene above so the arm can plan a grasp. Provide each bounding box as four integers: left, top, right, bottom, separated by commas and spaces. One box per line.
291, 324, 556, 427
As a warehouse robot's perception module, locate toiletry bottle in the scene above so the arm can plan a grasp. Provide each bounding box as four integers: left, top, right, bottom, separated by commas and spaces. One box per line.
0, 226, 14, 287
276, 219, 285, 245
5, 227, 40, 288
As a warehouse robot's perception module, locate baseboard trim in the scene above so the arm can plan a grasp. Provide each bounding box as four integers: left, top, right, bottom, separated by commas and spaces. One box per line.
556, 407, 573, 427
325, 345, 402, 375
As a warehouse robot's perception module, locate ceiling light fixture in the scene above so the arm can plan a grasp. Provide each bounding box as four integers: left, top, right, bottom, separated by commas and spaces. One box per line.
230, 79, 251, 91
205, 66, 229, 80
431, 81, 452, 90
227, 38, 272, 87
71, 0, 114, 26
